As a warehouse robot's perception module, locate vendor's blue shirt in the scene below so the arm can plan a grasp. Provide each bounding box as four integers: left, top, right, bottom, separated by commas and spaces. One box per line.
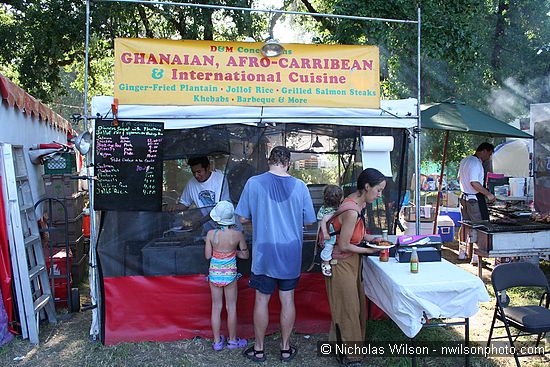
235, 172, 316, 279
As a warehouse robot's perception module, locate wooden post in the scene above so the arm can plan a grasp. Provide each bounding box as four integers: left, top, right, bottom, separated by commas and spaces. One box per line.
433, 131, 449, 234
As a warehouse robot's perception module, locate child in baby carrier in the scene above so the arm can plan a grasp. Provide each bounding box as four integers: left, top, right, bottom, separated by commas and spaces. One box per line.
317, 185, 344, 277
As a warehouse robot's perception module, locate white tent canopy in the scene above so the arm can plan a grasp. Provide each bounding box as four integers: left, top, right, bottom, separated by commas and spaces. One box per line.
91, 96, 418, 129
493, 139, 531, 177
87, 95, 419, 343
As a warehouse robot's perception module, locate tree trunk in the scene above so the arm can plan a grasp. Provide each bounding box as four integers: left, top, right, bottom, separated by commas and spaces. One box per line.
137, 6, 153, 38
202, 9, 214, 40
299, 0, 335, 34
491, 0, 509, 71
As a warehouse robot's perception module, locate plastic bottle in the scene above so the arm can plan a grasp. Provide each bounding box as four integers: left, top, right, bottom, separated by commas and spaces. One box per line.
410, 246, 419, 273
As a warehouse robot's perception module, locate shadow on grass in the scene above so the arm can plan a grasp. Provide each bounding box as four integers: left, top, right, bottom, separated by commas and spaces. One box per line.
365, 318, 501, 367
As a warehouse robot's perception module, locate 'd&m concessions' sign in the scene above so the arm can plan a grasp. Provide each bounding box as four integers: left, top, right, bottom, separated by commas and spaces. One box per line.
114, 38, 380, 108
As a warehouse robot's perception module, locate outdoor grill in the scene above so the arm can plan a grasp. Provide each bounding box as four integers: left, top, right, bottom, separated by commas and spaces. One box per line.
467, 220, 550, 233
462, 219, 550, 258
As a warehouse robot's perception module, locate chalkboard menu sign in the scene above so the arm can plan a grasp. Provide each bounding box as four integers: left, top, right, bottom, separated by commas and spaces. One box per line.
94, 119, 164, 211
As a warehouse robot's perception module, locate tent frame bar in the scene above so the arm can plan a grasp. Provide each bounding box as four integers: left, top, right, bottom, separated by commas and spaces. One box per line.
96, 0, 419, 24
91, 115, 419, 121
83, 0, 423, 342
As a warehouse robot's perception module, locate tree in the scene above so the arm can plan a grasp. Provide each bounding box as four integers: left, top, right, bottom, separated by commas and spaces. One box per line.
1, 0, 548, 127
0, 1, 85, 102
0, 0, 260, 115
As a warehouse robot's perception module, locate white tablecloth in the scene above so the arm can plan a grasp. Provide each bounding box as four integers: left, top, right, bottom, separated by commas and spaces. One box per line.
363, 257, 490, 338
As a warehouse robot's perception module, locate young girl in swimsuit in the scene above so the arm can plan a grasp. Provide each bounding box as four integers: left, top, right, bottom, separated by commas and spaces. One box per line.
205, 200, 249, 351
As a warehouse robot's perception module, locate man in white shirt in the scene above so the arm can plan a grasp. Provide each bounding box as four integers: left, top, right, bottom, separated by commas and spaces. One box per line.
458, 142, 495, 262
166, 156, 230, 231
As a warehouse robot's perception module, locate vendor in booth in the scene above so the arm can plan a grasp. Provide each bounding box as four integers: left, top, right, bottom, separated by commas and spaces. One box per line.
458, 142, 496, 261
165, 156, 231, 231
458, 142, 496, 219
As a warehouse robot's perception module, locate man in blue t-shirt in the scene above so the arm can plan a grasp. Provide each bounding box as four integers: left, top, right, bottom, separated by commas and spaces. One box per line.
236, 146, 316, 362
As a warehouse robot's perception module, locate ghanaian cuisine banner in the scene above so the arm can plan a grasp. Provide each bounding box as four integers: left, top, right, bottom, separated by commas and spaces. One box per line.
114, 38, 380, 108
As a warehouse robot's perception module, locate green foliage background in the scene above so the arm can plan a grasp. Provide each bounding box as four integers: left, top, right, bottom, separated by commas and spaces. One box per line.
0, 0, 548, 157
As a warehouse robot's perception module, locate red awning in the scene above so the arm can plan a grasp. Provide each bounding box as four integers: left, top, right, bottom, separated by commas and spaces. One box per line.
0, 73, 71, 132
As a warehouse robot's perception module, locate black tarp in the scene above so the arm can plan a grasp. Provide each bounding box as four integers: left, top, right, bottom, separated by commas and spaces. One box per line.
97, 123, 410, 278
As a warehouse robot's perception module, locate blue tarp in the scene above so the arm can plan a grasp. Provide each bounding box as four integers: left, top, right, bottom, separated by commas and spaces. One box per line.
0, 288, 13, 346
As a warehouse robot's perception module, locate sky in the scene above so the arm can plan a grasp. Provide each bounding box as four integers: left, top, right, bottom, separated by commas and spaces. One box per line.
255, 0, 313, 43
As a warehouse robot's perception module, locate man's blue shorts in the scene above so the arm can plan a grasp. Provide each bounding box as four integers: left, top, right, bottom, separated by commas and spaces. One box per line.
249, 273, 300, 295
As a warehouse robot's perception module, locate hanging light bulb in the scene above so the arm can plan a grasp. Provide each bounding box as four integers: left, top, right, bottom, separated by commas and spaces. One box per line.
312, 136, 324, 148
261, 39, 284, 57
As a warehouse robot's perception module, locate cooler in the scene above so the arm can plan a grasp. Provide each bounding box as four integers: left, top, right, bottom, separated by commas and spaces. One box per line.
45, 248, 72, 278
440, 206, 462, 227
45, 249, 73, 309
401, 215, 455, 242
436, 215, 455, 242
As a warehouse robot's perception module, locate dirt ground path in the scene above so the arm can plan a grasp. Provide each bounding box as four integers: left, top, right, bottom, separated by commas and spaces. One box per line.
1, 244, 548, 366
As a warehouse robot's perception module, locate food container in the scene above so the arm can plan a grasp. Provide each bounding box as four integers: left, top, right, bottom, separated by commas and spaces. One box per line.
509, 177, 526, 197
379, 248, 389, 262
402, 205, 436, 222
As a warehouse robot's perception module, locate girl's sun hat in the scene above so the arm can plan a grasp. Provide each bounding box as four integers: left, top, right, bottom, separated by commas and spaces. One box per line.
209, 200, 235, 226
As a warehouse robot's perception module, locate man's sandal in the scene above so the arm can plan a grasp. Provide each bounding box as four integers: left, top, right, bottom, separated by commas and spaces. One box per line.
280, 345, 297, 362
243, 346, 266, 362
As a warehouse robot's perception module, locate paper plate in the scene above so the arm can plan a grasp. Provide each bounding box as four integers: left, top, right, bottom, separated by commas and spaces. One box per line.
366, 243, 395, 249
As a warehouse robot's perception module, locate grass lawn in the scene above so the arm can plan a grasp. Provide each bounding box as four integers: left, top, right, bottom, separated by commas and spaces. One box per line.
0, 243, 549, 366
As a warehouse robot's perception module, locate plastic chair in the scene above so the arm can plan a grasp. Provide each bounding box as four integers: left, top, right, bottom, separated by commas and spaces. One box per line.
487, 262, 550, 366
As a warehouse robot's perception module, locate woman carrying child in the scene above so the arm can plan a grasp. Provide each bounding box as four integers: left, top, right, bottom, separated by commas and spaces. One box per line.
325, 168, 387, 366
205, 200, 249, 351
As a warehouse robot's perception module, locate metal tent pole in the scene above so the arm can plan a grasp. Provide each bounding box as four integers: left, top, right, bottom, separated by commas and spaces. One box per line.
415, 8, 422, 235
84, 0, 101, 341
433, 131, 449, 234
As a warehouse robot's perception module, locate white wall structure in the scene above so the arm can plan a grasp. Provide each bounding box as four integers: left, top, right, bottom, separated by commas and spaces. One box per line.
0, 73, 71, 202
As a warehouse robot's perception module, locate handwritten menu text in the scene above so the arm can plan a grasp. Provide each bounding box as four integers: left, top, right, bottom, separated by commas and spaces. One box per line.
94, 120, 164, 211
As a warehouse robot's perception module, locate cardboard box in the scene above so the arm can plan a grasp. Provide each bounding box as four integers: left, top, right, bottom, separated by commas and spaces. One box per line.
397, 234, 442, 247
43, 174, 79, 198
71, 254, 88, 285
48, 192, 86, 222
392, 235, 441, 257
49, 214, 83, 243
402, 206, 437, 222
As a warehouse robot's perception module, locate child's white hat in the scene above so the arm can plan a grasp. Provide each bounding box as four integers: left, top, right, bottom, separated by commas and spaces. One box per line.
209, 200, 235, 226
